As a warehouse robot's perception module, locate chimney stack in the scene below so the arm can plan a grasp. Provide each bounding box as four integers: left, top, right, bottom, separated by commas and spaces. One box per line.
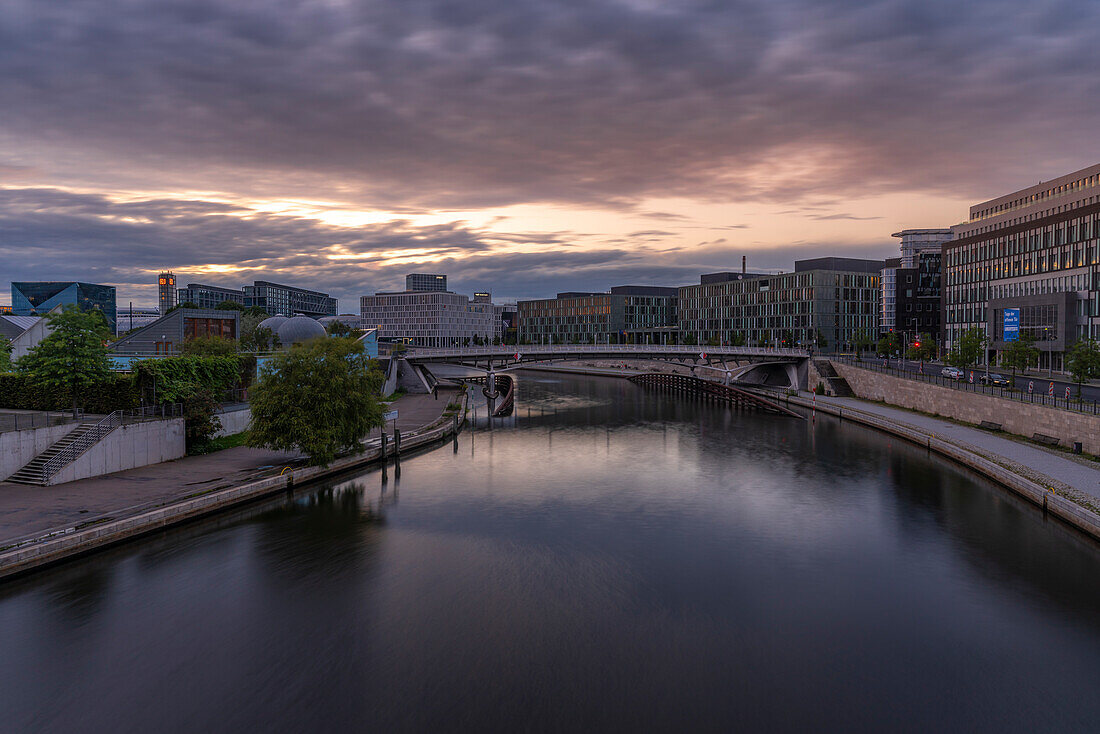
741, 255, 746, 275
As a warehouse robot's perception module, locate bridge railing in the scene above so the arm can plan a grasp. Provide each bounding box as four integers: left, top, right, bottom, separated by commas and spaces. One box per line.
405, 345, 809, 359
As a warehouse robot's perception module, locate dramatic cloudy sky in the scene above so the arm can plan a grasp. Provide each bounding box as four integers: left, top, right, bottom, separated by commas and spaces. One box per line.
2, 0, 1098, 308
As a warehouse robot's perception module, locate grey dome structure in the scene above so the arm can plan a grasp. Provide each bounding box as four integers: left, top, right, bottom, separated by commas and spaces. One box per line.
258, 316, 288, 333
276, 315, 326, 345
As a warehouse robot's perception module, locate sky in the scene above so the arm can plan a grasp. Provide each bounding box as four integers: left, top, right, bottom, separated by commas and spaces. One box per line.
2, 0, 1099, 309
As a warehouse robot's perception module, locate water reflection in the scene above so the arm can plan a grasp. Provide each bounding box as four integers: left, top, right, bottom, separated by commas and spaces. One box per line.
1, 372, 1099, 733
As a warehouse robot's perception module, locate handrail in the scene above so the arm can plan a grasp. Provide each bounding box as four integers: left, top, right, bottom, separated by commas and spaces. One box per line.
39, 410, 124, 482
404, 345, 810, 358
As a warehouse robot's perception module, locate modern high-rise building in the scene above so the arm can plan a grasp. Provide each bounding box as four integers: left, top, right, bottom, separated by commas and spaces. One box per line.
244, 281, 338, 318
406, 273, 448, 293
11, 281, 117, 330
879, 257, 901, 336
943, 162, 1100, 371
677, 258, 881, 349
177, 283, 248, 310
158, 271, 177, 314
879, 229, 952, 341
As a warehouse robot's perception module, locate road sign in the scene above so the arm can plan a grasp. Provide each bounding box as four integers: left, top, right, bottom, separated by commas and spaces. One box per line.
514, 352, 521, 360
1003, 307, 1020, 342
1028, 380, 1034, 394
699, 352, 707, 359
383, 410, 399, 421
1048, 382, 1054, 397
1065, 386, 1071, 399
968, 371, 974, 383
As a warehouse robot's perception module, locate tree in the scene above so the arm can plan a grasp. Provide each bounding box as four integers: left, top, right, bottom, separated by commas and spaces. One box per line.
1000, 332, 1039, 385
729, 332, 746, 347
247, 337, 385, 466
181, 336, 238, 357
682, 333, 698, 346
326, 320, 354, 338
877, 332, 900, 357
239, 313, 279, 352
905, 333, 936, 361
16, 306, 112, 417
183, 388, 222, 452
245, 305, 270, 317
853, 329, 874, 359
215, 300, 246, 311
1065, 338, 1100, 399
0, 336, 10, 373
946, 328, 986, 369
167, 301, 200, 313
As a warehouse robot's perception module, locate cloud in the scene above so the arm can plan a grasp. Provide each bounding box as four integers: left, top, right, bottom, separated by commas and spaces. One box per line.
806, 213, 883, 221
0, 0, 1097, 212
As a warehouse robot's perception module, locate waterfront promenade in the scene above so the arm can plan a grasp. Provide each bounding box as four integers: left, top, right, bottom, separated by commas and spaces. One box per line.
0, 391, 457, 554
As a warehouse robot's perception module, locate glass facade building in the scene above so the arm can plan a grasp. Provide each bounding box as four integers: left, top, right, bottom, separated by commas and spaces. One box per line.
406, 274, 448, 293
11, 281, 117, 330
245, 281, 337, 318
177, 283, 248, 310
518, 286, 678, 344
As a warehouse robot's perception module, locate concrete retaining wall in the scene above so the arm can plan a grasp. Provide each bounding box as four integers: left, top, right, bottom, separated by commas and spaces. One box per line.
832, 361, 1100, 455
214, 408, 251, 438
1, 423, 80, 481
48, 419, 186, 486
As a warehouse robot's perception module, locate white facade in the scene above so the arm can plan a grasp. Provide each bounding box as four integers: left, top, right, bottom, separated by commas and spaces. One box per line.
360, 291, 501, 347
879, 265, 897, 334
894, 228, 953, 267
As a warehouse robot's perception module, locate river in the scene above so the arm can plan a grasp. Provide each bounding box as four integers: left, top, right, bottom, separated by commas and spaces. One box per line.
2, 372, 1100, 732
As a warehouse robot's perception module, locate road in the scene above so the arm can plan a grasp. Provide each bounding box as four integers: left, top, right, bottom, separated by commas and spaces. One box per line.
841, 356, 1100, 404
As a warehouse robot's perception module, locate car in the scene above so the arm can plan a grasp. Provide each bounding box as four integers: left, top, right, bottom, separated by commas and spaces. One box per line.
980, 373, 1011, 387
941, 366, 963, 380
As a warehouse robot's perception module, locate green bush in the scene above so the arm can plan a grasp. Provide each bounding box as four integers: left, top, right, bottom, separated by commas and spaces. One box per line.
0, 372, 140, 413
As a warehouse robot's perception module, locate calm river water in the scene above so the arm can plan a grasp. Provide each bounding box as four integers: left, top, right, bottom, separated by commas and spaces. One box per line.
3, 373, 1100, 732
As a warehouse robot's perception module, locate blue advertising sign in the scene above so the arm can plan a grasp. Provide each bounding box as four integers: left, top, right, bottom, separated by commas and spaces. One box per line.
1003, 308, 1020, 342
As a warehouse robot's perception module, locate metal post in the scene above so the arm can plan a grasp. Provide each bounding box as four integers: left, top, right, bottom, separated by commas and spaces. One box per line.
394, 428, 401, 457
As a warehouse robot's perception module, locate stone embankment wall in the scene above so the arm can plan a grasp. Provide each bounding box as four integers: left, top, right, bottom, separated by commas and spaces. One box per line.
49, 419, 186, 485
1, 423, 80, 481
832, 361, 1100, 455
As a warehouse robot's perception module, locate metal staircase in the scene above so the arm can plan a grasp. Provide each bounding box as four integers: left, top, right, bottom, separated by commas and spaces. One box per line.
6, 411, 123, 486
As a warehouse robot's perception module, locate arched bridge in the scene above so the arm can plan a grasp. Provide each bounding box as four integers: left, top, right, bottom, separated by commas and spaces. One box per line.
390, 345, 811, 392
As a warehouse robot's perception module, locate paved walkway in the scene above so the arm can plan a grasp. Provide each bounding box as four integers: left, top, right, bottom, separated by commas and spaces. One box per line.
0, 390, 457, 548
811, 393, 1100, 507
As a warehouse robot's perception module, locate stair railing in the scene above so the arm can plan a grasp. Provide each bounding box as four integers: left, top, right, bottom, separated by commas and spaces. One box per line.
39, 410, 124, 483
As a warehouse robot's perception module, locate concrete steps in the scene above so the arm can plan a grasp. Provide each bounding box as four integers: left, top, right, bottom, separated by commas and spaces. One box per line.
7, 422, 100, 485
814, 359, 855, 397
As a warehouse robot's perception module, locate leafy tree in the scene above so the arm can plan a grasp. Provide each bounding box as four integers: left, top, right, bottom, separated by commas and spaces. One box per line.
706, 336, 720, 347
215, 300, 246, 311
1066, 338, 1100, 398
905, 333, 936, 361
183, 388, 222, 452
682, 333, 698, 345
239, 313, 279, 351
729, 332, 746, 347
16, 306, 112, 417
853, 329, 874, 358
167, 301, 200, 313
946, 328, 987, 369
181, 336, 238, 357
1000, 332, 1039, 385
877, 332, 900, 357
0, 336, 10, 373
244, 305, 269, 317
247, 337, 385, 466
326, 320, 354, 337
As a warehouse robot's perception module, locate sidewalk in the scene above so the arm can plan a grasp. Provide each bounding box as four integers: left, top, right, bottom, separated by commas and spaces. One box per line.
0, 391, 455, 549
811, 393, 1100, 508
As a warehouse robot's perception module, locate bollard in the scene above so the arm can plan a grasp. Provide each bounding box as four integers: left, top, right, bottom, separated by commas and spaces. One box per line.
1074, 441, 1082, 455
394, 428, 401, 456
381, 432, 388, 458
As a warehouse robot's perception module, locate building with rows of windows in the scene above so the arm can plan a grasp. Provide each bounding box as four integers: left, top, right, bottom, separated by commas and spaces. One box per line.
517, 286, 678, 344
943, 162, 1100, 372
677, 258, 881, 349
361, 278, 500, 347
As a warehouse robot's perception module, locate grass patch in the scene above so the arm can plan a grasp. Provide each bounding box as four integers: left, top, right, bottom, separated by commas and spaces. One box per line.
189, 431, 249, 455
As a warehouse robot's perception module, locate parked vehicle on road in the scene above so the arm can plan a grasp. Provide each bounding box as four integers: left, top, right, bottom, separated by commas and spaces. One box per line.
980, 373, 1011, 387
941, 366, 963, 380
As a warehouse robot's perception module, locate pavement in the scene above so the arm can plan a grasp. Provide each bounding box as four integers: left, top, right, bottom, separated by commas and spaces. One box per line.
0, 390, 457, 548
810, 392, 1100, 508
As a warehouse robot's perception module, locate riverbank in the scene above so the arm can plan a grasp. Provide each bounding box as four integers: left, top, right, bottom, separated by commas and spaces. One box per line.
0, 388, 468, 580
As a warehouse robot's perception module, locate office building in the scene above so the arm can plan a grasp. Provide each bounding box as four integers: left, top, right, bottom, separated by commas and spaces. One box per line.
517, 286, 679, 344
472, 292, 492, 304
158, 271, 177, 314
879, 229, 952, 341
245, 281, 337, 318
894, 251, 943, 345
406, 273, 448, 293
117, 307, 164, 334
361, 287, 500, 347
11, 281, 117, 331
177, 283, 248, 310
943, 162, 1100, 371
677, 258, 881, 349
